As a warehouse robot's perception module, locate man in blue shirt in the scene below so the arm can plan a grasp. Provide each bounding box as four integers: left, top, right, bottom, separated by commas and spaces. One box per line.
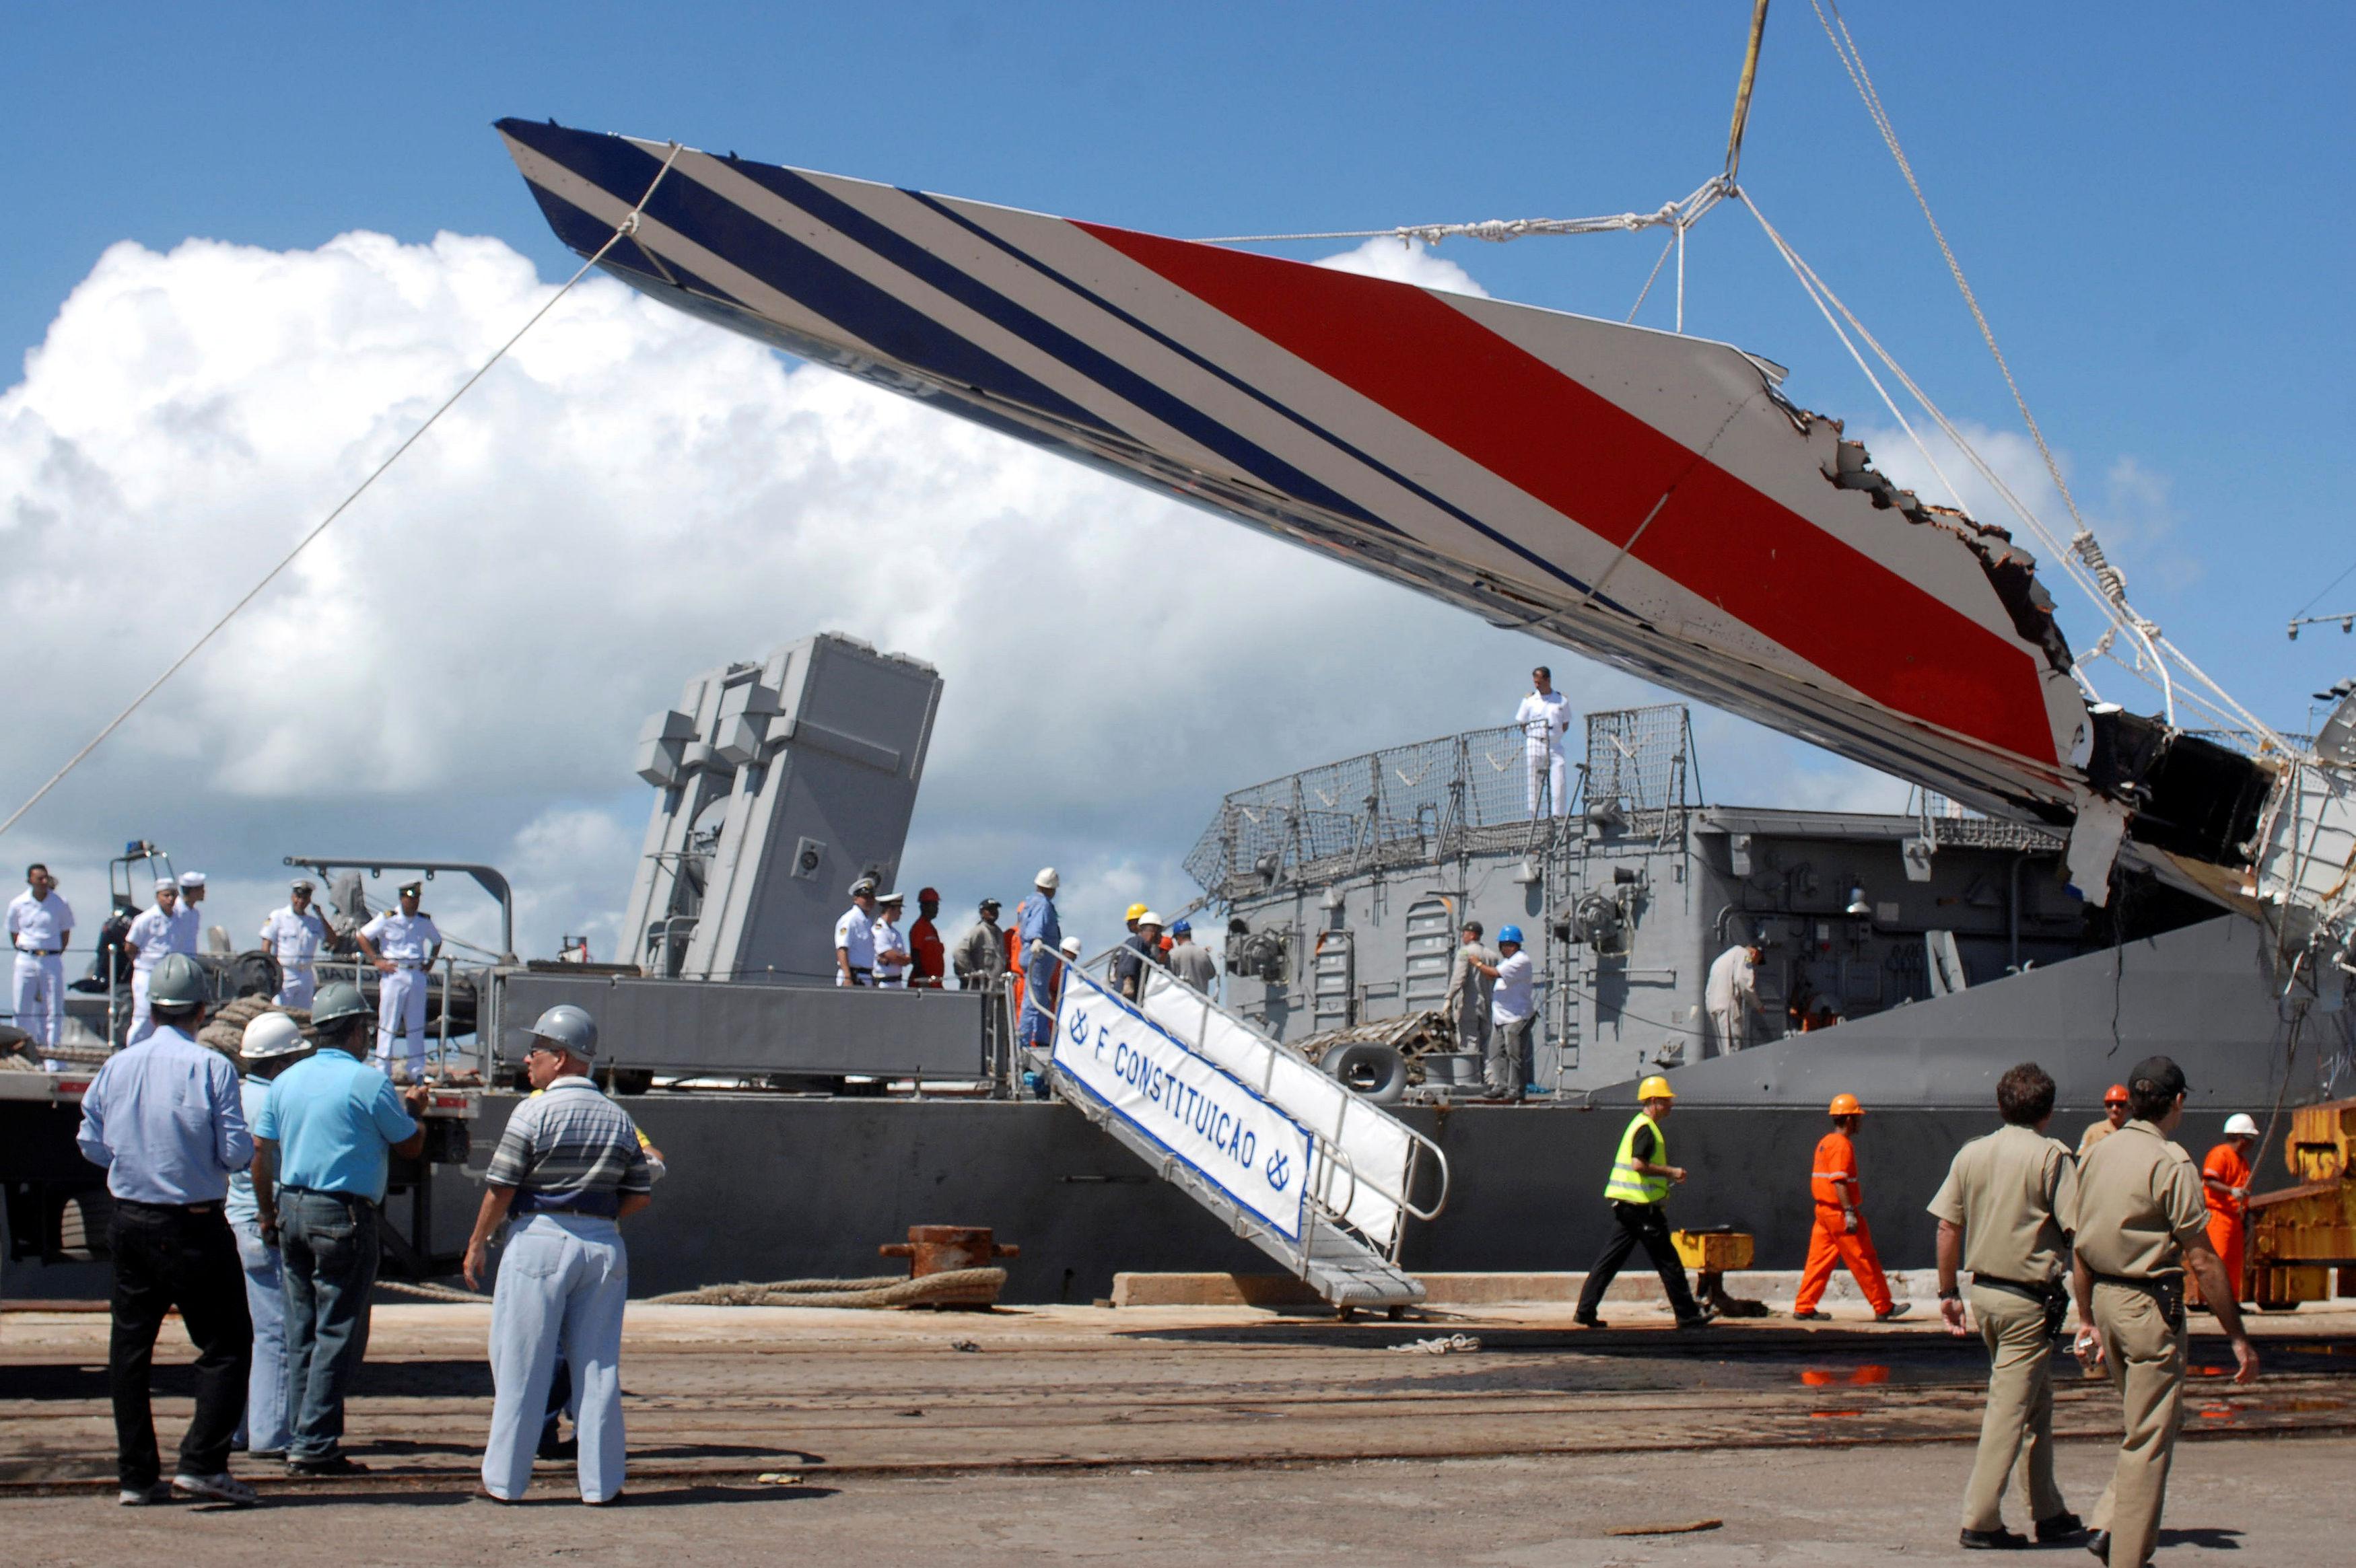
75, 952, 258, 1507
253, 981, 427, 1476
1014, 867, 1062, 1053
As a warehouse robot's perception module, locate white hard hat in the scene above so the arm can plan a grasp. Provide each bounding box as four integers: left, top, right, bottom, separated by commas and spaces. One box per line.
1060, 936, 1082, 956
1034, 867, 1060, 891
239, 1012, 308, 1061
178, 871, 206, 888
2223, 1113, 2260, 1139
1138, 910, 1165, 927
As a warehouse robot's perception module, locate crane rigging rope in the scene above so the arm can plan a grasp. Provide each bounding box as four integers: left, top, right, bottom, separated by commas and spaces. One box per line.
0, 145, 687, 844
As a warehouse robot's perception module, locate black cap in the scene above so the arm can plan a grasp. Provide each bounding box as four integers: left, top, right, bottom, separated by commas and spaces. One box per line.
2128, 1055, 2187, 1102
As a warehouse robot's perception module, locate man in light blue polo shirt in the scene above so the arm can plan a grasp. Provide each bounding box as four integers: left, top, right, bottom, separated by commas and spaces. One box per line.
252, 981, 427, 1476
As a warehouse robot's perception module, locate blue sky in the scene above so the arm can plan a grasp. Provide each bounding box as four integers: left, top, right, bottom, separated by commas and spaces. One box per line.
5, 2, 2353, 957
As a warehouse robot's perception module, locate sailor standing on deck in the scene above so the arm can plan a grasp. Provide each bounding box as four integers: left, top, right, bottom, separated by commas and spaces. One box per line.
464, 1004, 653, 1506
1515, 667, 1572, 818
2071, 1055, 2258, 1567
75, 953, 256, 1507
1928, 1061, 2085, 1551
356, 882, 441, 1079
9, 863, 74, 1069
1704, 942, 1761, 1055
872, 892, 911, 987
1486, 926, 1537, 1100
123, 879, 197, 1046
1444, 922, 1498, 1058
954, 898, 1006, 990
834, 877, 880, 986
258, 878, 331, 1010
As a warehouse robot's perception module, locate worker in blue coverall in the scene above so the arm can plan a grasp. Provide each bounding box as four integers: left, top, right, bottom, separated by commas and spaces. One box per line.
1015, 866, 1062, 1053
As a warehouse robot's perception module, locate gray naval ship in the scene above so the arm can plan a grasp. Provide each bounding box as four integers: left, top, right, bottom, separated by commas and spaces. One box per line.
441, 633, 2349, 1303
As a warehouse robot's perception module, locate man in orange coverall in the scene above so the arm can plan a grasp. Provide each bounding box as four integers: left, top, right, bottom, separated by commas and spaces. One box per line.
2200, 1113, 2260, 1306
1793, 1093, 1908, 1321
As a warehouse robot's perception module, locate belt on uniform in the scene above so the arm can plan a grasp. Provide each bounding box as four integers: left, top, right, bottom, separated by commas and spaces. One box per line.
2089, 1269, 2186, 1331
14, 947, 61, 956
1972, 1272, 2070, 1335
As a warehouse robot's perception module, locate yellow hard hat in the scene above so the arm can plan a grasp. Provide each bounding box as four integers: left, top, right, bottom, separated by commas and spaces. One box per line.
1637, 1075, 1675, 1102
1829, 1092, 1863, 1117
1125, 902, 1148, 923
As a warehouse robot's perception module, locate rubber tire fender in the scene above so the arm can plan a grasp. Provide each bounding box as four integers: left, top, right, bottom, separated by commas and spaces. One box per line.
1319, 1042, 1408, 1106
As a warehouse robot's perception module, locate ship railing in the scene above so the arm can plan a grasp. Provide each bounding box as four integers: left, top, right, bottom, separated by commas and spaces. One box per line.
1019, 940, 1448, 1265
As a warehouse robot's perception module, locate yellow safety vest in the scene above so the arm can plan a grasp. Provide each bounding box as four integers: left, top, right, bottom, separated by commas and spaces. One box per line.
1604, 1112, 1669, 1205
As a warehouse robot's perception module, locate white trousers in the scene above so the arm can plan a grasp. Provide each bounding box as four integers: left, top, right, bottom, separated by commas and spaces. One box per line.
1709, 1005, 1750, 1055
1526, 748, 1568, 817
126, 968, 157, 1045
275, 961, 316, 1011
12, 952, 64, 1065
483, 1213, 629, 1502
375, 968, 427, 1075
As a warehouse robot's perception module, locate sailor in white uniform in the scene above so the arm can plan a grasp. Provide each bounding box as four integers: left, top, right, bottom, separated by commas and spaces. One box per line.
122, 879, 197, 1046
258, 878, 331, 1010
871, 892, 909, 988
834, 876, 879, 987
356, 881, 442, 1079
1515, 666, 1572, 818
9, 864, 75, 1069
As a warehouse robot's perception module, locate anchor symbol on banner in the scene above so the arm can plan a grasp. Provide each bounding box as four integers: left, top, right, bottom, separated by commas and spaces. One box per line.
1066, 1008, 1087, 1043
1264, 1149, 1292, 1191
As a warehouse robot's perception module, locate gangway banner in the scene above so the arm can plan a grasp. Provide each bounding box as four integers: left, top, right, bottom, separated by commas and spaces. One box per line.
1053, 967, 1313, 1243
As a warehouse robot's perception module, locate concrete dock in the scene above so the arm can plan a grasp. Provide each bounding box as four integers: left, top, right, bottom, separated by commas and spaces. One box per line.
6, 1295, 2354, 1562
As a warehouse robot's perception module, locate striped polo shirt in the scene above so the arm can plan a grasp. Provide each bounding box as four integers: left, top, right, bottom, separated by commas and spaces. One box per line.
486, 1077, 651, 1217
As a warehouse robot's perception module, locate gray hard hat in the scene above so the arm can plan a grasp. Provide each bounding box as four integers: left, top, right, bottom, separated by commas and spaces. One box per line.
528, 1003, 598, 1060
147, 952, 208, 1009
311, 981, 372, 1030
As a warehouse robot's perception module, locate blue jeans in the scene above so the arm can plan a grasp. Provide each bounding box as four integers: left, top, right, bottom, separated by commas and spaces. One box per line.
279, 1188, 380, 1461
231, 1217, 293, 1454
483, 1213, 629, 1502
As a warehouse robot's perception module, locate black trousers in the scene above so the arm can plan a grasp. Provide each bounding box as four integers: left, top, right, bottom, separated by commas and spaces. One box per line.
1575, 1201, 1700, 1320
108, 1201, 252, 1487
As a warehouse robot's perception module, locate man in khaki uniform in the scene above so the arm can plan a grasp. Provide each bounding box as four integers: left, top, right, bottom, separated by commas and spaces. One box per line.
2071, 1055, 2259, 1566
1928, 1061, 2084, 1551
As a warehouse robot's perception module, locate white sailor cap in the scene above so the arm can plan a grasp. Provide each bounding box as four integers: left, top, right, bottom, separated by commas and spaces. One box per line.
290, 877, 315, 892
178, 871, 206, 889
155, 878, 178, 893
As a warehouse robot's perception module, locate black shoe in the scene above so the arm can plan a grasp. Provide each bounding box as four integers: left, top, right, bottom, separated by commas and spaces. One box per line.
536, 1431, 578, 1461
1675, 1311, 1716, 1330
1958, 1526, 2029, 1549
1574, 1312, 1606, 1329
2036, 1511, 2085, 1544
1792, 1308, 1830, 1321
2085, 1530, 2110, 1563
286, 1453, 370, 1476
1876, 1304, 1912, 1322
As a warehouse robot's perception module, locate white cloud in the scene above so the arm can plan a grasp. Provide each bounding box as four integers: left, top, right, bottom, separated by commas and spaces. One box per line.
0, 229, 1897, 958
1313, 236, 1491, 297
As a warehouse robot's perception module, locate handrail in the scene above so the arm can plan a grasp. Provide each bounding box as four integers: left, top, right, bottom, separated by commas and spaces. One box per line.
1020, 939, 1449, 1242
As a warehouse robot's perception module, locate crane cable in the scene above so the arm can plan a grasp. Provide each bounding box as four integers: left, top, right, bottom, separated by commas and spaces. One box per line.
0, 145, 686, 843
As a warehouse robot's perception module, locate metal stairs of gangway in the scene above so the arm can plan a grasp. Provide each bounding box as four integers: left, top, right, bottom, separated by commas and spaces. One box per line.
1036, 955, 1449, 1308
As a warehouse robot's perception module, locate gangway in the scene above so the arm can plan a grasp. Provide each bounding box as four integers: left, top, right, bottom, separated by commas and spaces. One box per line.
1027, 947, 1447, 1308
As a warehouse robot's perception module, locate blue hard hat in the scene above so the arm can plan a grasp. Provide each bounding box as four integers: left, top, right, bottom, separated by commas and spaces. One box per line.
1170, 918, 1191, 935
1498, 924, 1524, 945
